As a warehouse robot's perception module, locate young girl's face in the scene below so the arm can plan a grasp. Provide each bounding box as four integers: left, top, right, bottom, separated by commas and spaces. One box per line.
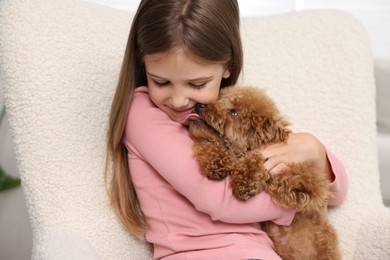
144, 48, 231, 124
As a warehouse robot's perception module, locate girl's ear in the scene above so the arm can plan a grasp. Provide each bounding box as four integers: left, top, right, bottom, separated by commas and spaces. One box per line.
223, 66, 231, 79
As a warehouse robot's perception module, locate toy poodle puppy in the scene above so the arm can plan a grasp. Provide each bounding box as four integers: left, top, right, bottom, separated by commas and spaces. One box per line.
188, 86, 341, 260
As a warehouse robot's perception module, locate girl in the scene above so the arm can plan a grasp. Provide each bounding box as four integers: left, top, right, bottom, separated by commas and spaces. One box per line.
105, 0, 348, 259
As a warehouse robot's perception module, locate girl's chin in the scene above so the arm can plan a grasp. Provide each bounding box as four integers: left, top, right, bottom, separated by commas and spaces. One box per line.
174, 116, 189, 125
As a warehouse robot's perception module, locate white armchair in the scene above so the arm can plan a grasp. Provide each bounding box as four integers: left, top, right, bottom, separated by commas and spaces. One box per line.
0, 0, 389, 259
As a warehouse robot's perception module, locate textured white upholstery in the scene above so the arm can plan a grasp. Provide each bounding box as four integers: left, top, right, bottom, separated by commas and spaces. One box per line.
0, 0, 389, 259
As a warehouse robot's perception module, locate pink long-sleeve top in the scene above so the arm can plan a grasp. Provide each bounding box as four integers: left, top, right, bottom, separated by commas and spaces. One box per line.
125, 86, 348, 260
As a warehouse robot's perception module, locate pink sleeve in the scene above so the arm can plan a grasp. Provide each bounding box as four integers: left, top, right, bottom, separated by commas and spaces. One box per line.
325, 147, 349, 206
125, 87, 294, 225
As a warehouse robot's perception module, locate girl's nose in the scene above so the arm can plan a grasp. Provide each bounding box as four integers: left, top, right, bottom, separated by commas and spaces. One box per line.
169, 91, 190, 109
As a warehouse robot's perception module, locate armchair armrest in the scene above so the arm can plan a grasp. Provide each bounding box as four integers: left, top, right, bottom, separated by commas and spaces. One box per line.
353, 207, 390, 259
34, 230, 99, 260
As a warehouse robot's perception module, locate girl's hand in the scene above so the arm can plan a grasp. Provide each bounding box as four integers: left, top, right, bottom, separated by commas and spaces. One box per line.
260, 132, 335, 182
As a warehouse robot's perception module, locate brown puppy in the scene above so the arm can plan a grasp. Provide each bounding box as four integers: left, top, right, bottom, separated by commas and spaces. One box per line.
188, 86, 341, 260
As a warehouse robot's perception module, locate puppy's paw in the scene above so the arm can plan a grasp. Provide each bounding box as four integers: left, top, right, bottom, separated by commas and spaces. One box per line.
270, 166, 329, 212
230, 175, 262, 201
205, 170, 228, 180
233, 188, 259, 201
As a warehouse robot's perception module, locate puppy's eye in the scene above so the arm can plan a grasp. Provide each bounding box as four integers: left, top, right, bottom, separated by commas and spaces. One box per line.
229, 109, 238, 117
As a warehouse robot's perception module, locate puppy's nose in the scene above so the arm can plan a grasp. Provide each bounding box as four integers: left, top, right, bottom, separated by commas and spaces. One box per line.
195, 103, 207, 114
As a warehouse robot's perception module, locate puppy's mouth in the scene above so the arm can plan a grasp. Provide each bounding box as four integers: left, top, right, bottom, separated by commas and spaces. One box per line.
191, 114, 214, 130
182, 103, 202, 122
185, 109, 201, 119
184, 112, 202, 124
192, 104, 222, 133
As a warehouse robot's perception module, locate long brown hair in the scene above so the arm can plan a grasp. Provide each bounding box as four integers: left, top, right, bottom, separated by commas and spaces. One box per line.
105, 0, 243, 239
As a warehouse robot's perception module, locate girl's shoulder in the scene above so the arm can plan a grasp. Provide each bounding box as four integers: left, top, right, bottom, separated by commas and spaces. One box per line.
132, 86, 149, 101
134, 86, 148, 94
130, 86, 153, 113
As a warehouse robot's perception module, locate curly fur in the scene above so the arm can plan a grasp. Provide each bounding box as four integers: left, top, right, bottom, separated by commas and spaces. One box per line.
188, 86, 341, 260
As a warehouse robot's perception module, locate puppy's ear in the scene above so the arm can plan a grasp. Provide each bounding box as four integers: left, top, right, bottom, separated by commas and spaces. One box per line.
255, 116, 291, 144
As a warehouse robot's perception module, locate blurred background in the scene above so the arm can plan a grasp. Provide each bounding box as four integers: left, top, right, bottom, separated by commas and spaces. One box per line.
0, 0, 389, 259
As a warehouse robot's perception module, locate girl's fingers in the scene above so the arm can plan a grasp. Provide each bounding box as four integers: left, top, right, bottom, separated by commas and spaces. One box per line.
263, 157, 287, 174
263, 156, 280, 170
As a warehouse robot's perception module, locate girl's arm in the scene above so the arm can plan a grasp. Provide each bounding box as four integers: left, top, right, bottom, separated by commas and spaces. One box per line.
125, 87, 294, 225
325, 147, 348, 206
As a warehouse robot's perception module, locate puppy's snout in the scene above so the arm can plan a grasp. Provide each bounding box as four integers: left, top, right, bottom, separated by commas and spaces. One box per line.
195, 103, 207, 114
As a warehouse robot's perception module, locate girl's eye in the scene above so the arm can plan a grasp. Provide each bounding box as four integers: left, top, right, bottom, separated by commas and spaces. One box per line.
190, 82, 206, 89
154, 80, 170, 87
